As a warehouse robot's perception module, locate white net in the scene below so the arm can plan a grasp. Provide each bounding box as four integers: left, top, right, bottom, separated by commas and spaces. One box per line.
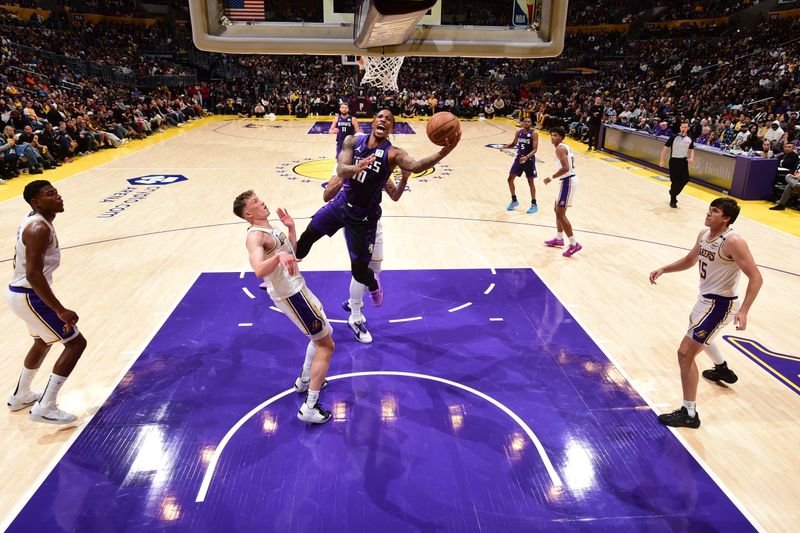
360, 56, 405, 92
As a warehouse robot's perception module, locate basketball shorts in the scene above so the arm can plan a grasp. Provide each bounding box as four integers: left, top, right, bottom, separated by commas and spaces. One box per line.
510, 158, 536, 178
310, 198, 378, 264
274, 287, 332, 342
6, 286, 81, 345
556, 176, 577, 208
686, 294, 738, 345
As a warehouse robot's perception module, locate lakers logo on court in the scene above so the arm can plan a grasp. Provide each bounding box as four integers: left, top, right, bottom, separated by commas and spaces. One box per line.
275, 158, 450, 185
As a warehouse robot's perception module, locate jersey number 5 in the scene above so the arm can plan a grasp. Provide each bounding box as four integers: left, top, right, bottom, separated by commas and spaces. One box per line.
699, 261, 707, 279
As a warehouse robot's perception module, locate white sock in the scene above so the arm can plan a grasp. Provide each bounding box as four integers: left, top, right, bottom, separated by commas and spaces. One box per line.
40, 373, 68, 408
306, 389, 320, 408
568, 235, 577, 245
682, 400, 696, 418
302, 341, 315, 381
348, 277, 366, 321
704, 342, 725, 365
556, 231, 564, 240
14, 367, 38, 396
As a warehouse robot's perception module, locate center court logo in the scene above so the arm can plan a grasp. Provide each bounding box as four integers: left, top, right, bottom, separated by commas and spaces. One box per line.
275, 157, 451, 189
98, 174, 188, 218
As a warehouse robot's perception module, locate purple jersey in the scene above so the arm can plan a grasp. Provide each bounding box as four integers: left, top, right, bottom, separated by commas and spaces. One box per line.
516, 129, 535, 161
335, 115, 356, 155
342, 134, 393, 215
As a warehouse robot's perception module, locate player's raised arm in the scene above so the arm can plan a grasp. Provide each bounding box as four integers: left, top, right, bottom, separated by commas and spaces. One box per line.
353, 117, 361, 133
393, 130, 461, 174
323, 174, 345, 202
276, 208, 297, 250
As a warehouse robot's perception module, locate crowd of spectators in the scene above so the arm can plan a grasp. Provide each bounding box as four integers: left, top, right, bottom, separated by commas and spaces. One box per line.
2, 0, 799, 192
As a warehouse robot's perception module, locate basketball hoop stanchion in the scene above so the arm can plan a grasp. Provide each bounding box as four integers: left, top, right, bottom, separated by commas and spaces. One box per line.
360, 56, 405, 92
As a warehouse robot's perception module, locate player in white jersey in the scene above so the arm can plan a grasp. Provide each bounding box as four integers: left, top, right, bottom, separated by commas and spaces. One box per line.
233, 190, 335, 424
649, 198, 762, 428
6, 180, 87, 424
323, 131, 412, 344
543, 127, 582, 257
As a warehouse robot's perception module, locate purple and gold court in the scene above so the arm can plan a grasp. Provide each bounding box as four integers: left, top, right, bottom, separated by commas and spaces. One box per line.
7, 269, 754, 531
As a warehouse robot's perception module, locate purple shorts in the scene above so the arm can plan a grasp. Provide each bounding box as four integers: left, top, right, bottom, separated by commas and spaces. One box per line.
510, 158, 536, 178
310, 197, 378, 264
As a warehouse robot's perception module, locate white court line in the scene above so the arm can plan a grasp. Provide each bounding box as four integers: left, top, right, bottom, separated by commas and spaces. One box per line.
448, 302, 472, 313
238, 323, 253, 327
528, 267, 765, 532
328, 319, 347, 324
239, 271, 245, 279
389, 316, 423, 323
269, 306, 282, 313
0, 273, 202, 532
489, 318, 504, 322
194, 370, 563, 503
484, 283, 496, 295
242, 287, 256, 299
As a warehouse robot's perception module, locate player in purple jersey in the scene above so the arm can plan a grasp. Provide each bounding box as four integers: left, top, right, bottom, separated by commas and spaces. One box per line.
329, 102, 361, 158
499, 117, 539, 213
296, 109, 460, 307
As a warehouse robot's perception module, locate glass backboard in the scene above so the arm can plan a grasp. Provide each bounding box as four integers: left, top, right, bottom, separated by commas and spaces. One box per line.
189, 0, 567, 58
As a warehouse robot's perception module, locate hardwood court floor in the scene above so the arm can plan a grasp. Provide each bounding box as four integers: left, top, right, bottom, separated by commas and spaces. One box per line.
0, 116, 798, 531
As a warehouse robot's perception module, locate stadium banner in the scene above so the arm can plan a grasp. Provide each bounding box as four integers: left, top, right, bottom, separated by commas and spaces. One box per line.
645, 16, 729, 30
0, 5, 51, 20
69, 12, 159, 26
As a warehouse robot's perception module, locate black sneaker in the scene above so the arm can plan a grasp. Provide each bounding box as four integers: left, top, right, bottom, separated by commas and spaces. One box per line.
669, 201, 677, 208
702, 363, 738, 384
657, 407, 700, 429
769, 204, 786, 211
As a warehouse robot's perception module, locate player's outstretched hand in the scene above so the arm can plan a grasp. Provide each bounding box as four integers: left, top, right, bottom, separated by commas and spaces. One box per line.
649, 269, 663, 285
276, 208, 294, 229
544, 176, 552, 185
439, 129, 462, 156
354, 155, 376, 173
277, 251, 300, 276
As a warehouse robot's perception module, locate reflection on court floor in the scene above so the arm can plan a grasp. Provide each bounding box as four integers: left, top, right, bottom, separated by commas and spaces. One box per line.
7, 270, 754, 531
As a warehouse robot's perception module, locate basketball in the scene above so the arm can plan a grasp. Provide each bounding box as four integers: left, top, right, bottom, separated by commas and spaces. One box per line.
426, 112, 460, 146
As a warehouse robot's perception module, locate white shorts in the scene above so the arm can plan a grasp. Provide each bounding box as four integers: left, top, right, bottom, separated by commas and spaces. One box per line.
6, 287, 81, 345
686, 294, 738, 345
273, 287, 332, 342
556, 175, 578, 208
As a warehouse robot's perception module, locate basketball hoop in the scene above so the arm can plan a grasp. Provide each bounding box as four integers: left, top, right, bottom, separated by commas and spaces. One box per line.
360, 56, 405, 92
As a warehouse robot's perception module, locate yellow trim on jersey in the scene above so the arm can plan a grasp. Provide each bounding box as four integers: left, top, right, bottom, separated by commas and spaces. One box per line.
717, 232, 736, 262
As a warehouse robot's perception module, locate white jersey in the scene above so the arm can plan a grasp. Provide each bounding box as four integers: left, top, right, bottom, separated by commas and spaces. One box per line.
10, 212, 60, 289
249, 226, 304, 301
557, 142, 576, 179
697, 228, 740, 297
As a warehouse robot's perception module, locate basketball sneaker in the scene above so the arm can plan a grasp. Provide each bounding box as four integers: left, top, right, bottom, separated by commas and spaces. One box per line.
562, 243, 583, 257
7, 390, 41, 412
702, 362, 738, 384
348, 316, 373, 344
506, 200, 519, 211
342, 300, 367, 323
657, 407, 700, 429
527, 204, 538, 214
294, 377, 328, 394
29, 402, 78, 425
297, 402, 331, 424
369, 274, 383, 307
544, 238, 564, 247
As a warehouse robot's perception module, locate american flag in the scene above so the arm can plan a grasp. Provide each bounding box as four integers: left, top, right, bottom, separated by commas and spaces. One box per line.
223, 0, 265, 21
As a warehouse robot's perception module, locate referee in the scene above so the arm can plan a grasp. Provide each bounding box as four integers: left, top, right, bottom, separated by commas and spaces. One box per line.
660, 121, 695, 208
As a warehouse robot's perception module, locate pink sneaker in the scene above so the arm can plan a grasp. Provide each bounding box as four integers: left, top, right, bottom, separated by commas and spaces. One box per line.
562, 243, 583, 257
544, 238, 564, 247
369, 274, 383, 306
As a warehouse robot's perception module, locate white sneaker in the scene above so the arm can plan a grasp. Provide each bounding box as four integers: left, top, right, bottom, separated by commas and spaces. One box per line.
348, 316, 373, 344
297, 402, 331, 424
294, 377, 328, 394
29, 402, 78, 425
7, 390, 41, 411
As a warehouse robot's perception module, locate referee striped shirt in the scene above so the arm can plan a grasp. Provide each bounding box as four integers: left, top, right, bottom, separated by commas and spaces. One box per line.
665, 133, 694, 159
